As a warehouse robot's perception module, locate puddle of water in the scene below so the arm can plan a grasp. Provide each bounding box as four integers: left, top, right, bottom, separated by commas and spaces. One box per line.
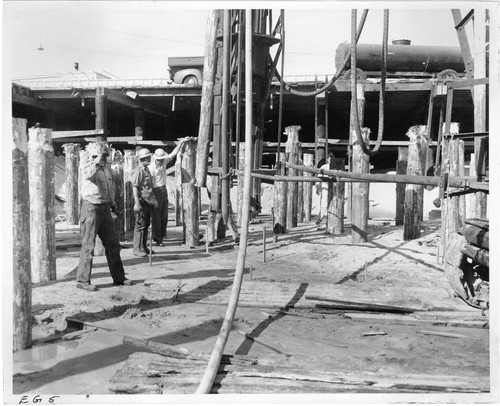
14, 339, 80, 364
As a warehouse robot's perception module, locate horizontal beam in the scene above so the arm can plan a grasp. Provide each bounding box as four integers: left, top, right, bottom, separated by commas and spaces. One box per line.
286, 162, 489, 192
52, 136, 178, 146
448, 77, 489, 89
103, 89, 168, 117
52, 129, 104, 139
12, 92, 85, 117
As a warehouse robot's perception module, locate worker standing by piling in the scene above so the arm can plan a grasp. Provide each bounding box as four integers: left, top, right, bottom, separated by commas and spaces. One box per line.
77, 142, 132, 291
148, 138, 190, 246
315, 152, 334, 230
132, 148, 158, 257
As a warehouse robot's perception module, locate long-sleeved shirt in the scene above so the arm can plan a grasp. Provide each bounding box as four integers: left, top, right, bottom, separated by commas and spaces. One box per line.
132, 165, 158, 206
80, 159, 115, 205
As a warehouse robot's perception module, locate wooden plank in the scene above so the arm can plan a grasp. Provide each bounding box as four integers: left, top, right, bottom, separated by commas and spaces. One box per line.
306, 296, 420, 313
418, 329, 482, 340
52, 129, 104, 139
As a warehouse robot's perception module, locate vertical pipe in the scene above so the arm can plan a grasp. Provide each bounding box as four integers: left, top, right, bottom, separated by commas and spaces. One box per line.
195, 10, 218, 187
262, 226, 266, 262
325, 91, 329, 157
395, 147, 408, 226
13, 118, 32, 351
328, 157, 346, 234
221, 10, 231, 224
28, 127, 56, 283
63, 143, 80, 225
134, 109, 145, 141
303, 153, 314, 222
434, 104, 445, 174
235, 10, 243, 171
276, 10, 285, 169
182, 139, 200, 248
196, 9, 253, 393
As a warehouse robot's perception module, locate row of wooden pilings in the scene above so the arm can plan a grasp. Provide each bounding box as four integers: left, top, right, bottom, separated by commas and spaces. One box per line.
12, 119, 200, 351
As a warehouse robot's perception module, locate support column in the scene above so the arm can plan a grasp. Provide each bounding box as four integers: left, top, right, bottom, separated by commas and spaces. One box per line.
181, 139, 200, 248
303, 153, 314, 222
123, 150, 138, 233
175, 148, 184, 227
221, 9, 231, 225
111, 150, 125, 241
473, 8, 488, 218
285, 125, 301, 229
95, 87, 107, 142
28, 127, 56, 283
403, 125, 428, 240
447, 138, 465, 232
351, 127, 370, 243
134, 109, 145, 141
13, 118, 31, 351
328, 157, 346, 234
63, 143, 80, 225
237, 143, 245, 227
395, 147, 408, 226
273, 152, 288, 235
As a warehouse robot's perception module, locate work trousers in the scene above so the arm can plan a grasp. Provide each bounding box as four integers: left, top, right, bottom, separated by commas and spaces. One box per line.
77, 201, 126, 284
133, 200, 152, 254
317, 188, 329, 224
152, 186, 168, 243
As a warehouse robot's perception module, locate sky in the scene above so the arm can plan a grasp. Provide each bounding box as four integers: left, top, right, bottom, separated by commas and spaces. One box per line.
2, 2, 474, 80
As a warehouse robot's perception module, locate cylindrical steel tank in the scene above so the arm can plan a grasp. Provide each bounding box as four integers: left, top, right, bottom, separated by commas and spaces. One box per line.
335, 42, 465, 74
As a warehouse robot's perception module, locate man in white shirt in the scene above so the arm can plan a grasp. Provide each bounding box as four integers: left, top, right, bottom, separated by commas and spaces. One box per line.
148, 139, 188, 246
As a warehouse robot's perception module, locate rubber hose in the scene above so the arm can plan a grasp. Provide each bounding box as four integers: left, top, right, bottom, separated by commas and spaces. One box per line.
351, 9, 389, 157
273, 9, 369, 97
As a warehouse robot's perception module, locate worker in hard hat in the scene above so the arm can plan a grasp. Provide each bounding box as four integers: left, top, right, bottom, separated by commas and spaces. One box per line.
315, 152, 335, 230
132, 148, 159, 257
77, 142, 132, 291
148, 138, 190, 246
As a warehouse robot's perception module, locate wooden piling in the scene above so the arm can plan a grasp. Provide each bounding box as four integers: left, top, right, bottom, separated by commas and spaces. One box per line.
328, 157, 345, 234
273, 152, 287, 234
181, 139, 200, 248
447, 138, 465, 232
123, 150, 138, 232
28, 127, 56, 283
395, 147, 408, 226
351, 127, 370, 243
95, 87, 107, 142
13, 118, 32, 351
111, 150, 125, 241
403, 125, 428, 241
303, 153, 314, 222
63, 143, 80, 225
285, 126, 301, 229
466, 153, 476, 219
195, 10, 219, 188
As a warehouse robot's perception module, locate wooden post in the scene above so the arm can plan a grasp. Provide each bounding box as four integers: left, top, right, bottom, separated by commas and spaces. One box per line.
195, 10, 218, 188
473, 8, 488, 219
347, 82, 366, 224
303, 153, 314, 222
273, 152, 287, 234
403, 125, 428, 240
28, 127, 56, 283
134, 109, 145, 141
95, 87, 107, 142
351, 127, 370, 243
447, 138, 465, 232
63, 143, 80, 225
466, 153, 476, 218
13, 118, 32, 351
111, 150, 125, 241
395, 147, 408, 225
123, 150, 138, 233
328, 157, 345, 234
181, 139, 199, 248
285, 126, 301, 229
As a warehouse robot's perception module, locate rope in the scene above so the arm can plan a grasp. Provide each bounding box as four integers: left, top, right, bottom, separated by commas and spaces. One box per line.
350, 9, 389, 157
273, 9, 369, 97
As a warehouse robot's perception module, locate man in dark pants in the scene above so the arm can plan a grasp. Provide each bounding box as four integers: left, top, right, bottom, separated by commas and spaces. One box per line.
77, 142, 133, 291
148, 139, 189, 246
132, 148, 158, 257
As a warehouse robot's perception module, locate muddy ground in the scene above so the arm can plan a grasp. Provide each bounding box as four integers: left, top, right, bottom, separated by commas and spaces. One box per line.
9, 188, 493, 402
